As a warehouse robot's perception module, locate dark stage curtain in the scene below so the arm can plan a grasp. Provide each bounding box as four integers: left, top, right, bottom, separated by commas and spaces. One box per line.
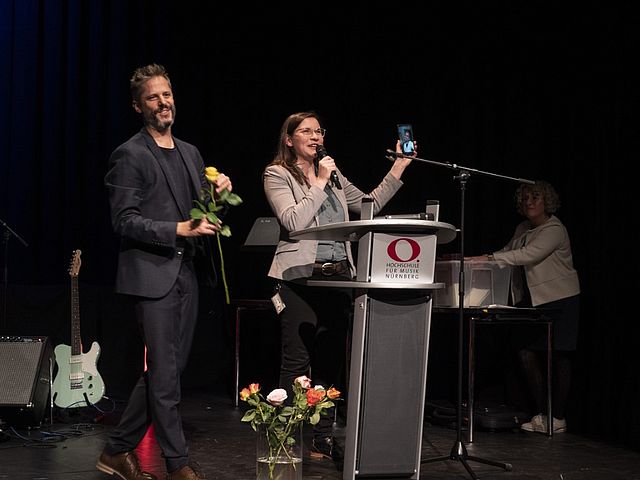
0, 1, 638, 451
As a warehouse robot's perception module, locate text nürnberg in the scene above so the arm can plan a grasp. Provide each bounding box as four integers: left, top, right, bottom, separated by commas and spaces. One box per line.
385, 262, 420, 279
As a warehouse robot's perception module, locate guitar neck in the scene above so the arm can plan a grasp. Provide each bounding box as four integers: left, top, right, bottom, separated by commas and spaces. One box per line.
71, 275, 81, 356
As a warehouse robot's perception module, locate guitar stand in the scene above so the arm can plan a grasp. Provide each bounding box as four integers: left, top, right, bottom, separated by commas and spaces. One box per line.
48, 356, 54, 425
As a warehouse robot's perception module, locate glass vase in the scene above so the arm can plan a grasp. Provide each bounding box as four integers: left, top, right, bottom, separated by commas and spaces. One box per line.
256, 423, 303, 480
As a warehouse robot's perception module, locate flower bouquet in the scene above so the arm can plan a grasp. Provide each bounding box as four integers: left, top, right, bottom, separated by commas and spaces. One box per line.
190, 166, 242, 304
240, 377, 341, 480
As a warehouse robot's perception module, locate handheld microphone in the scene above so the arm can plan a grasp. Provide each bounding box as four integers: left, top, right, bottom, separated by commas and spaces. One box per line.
315, 145, 342, 189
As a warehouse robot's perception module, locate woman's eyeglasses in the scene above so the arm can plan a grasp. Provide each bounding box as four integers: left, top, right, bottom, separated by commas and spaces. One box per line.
294, 128, 326, 137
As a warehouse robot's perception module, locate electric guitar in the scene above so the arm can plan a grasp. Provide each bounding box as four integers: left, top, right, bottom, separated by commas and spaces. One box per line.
52, 250, 105, 408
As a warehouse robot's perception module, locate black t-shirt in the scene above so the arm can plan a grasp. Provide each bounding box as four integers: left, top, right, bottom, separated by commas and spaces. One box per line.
160, 146, 196, 258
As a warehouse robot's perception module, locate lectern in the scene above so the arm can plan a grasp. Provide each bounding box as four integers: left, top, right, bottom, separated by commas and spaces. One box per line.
290, 200, 456, 480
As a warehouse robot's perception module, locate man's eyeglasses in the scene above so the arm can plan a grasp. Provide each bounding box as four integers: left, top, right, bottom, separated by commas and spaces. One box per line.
294, 128, 326, 137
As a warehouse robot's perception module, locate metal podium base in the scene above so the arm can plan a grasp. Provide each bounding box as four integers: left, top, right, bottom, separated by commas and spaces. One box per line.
343, 289, 433, 479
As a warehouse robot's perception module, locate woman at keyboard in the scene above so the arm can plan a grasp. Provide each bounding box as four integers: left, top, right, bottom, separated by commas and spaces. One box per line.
468, 180, 580, 434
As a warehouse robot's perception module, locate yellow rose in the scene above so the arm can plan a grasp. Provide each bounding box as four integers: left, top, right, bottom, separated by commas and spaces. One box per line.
191, 165, 242, 306
205, 166, 219, 183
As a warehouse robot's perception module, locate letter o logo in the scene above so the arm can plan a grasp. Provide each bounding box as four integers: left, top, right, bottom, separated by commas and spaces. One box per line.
387, 238, 421, 262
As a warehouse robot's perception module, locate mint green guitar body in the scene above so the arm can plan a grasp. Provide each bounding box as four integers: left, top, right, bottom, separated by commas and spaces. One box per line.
52, 341, 105, 408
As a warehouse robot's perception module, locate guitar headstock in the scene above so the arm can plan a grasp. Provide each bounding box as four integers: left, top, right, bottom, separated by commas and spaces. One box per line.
69, 249, 82, 277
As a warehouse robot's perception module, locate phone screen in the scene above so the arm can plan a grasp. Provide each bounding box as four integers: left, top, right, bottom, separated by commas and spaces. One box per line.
397, 124, 415, 155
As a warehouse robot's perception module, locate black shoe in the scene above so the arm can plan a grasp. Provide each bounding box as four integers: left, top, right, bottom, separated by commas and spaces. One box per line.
311, 436, 344, 464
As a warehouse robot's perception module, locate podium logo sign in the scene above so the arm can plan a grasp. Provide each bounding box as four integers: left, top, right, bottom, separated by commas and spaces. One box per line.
371, 233, 436, 283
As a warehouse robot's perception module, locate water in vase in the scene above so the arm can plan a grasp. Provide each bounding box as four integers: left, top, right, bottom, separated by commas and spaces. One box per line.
256, 456, 302, 480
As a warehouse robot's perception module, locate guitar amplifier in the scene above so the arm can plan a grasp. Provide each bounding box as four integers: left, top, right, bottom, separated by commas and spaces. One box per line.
0, 336, 54, 428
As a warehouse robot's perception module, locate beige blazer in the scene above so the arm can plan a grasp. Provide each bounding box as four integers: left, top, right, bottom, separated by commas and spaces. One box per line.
492, 215, 580, 306
263, 165, 403, 280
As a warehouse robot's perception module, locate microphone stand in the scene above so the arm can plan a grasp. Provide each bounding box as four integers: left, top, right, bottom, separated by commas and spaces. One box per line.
0, 218, 29, 333
386, 150, 533, 479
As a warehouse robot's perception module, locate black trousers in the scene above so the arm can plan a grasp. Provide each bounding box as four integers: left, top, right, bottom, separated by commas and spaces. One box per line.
278, 280, 353, 437
106, 260, 199, 472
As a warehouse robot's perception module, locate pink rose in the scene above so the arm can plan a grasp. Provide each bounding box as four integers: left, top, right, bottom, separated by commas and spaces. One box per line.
295, 376, 312, 389
266, 388, 288, 406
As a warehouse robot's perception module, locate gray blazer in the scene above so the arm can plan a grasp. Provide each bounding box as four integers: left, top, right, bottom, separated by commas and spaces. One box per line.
263, 165, 403, 280
493, 215, 580, 306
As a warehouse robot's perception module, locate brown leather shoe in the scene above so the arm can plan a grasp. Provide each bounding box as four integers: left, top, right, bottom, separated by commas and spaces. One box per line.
96, 450, 157, 480
166, 465, 205, 479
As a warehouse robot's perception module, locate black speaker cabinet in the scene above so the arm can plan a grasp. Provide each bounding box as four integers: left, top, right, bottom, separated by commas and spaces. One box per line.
0, 336, 53, 427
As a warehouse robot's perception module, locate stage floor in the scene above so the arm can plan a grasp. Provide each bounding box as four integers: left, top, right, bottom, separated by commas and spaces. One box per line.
1, 388, 639, 480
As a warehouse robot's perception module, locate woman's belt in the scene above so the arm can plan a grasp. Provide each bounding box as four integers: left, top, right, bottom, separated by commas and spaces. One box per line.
312, 260, 350, 277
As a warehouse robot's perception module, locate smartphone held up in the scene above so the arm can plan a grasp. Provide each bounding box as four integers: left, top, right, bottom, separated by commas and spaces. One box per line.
397, 124, 416, 156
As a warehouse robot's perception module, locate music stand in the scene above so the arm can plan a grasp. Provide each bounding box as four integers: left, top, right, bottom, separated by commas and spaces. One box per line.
386, 150, 533, 479
231, 217, 280, 406
242, 216, 280, 249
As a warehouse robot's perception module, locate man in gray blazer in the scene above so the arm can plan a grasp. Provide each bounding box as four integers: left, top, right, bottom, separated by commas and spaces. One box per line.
97, 63, 231, 480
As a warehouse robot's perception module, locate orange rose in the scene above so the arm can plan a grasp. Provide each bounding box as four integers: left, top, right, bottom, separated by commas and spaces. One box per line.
239, 388, 251, 401
249, 383, 260, 394
327, 387, 341, 400
306, 388, 326, 406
